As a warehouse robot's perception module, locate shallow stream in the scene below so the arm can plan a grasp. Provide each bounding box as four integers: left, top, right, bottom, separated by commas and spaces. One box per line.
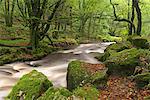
0, 42, 114, 99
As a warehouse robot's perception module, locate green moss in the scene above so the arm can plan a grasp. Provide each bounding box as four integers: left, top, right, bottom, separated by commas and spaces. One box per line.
105, 48, 141, 76
0, 39, 29, 46
67, 60, 89, 91
0, 45, 57, 65
73, 85, 99, 100
96, 50, 116, 62
38, 87, 72, 100
67, 60, 108, 91
128, 36, 149, 49
32, 45, 55, 59
96, 42, 132, 62
7, 70, 53, 100
134, 73, 150, 88
91, 70, 108, 88
105, 41, 132, 52
98, 34, 122, 42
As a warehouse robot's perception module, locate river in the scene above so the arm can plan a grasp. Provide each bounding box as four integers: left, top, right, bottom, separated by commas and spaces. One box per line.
0, 42, 114, 99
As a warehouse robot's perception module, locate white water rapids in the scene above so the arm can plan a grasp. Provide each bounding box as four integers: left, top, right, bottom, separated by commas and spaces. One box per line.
0, 42, 114, 99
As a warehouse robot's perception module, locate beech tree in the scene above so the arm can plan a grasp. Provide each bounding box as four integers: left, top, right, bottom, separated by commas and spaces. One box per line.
17, 0, 63, 49
110, 0, 142, 35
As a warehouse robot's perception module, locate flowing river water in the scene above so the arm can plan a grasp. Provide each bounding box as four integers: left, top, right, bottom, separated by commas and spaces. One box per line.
0, 42, 114, 99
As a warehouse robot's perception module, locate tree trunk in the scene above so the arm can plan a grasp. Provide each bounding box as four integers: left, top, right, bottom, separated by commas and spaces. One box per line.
134, 0, 142, 35
129, 0, 135, 35
4, 0, 16, 27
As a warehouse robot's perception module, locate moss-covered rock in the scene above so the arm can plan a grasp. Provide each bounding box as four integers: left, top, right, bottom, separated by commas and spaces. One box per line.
67, 60, 108, 91
0, 45, 57, 66
105, 41, 132, 52
7, 70, 53, 100
96, 42, 132, 62
96, 50, 116, 62
128, 36, 149, 49
38, 87, 72, 100
105, 48, 141, 76
138, 49, 150, 70
73, 85, 99, 100
134, 73, 150, 88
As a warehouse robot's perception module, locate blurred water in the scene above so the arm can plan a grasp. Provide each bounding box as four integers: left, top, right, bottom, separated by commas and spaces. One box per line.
0, 42, 114, 99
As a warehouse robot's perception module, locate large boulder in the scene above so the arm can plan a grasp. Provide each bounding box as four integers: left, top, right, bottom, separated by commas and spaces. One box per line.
96, 42, 132, 62
37, 87, 72, 100
7, 70, 53, 100
134, 73, 150, 88
128, 36, 149, 49
105, 48, 141, 76
73, 85, 99, 100
105, 41, 132, 52
67, 60, 108, 91
96, 50, 116, 62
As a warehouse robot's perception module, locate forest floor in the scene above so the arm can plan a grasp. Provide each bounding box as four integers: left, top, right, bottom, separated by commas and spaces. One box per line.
99, 76, 150, 100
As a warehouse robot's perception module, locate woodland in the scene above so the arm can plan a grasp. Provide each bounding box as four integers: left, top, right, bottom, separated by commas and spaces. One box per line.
0, 0, 150, 100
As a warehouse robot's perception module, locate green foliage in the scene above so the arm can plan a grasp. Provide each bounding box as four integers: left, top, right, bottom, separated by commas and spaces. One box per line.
98, 34, 122, 42
67, 60, 108, 91
0, 47, 15, 56
52, 38, 78, 45
73, 86, 99, 100
134, 73, 150, 88
38, 87, 72, 100
7, 70, 53, 100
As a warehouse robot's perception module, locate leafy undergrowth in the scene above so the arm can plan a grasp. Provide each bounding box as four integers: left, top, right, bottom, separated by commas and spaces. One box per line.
99, 76, 150, 100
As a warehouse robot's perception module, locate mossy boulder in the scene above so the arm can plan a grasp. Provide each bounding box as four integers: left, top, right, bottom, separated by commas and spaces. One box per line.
7, 70, 53, 100
105, 48, 141, 76
105, 41, 132, 52
134, 73, 150, 88
73, 85, 99, 100
96, 50, 116, 62
67, 60, 108, 91
38, 87, 72, 100
96, 42, 132, 62
128, 36, 149, 49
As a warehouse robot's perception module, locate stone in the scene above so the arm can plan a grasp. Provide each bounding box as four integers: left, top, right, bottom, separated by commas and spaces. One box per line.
7, 70, 53, 100
67, 60, 108, 91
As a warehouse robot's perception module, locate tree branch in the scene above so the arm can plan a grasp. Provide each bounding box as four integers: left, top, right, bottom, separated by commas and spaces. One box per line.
110, 0, 136, 34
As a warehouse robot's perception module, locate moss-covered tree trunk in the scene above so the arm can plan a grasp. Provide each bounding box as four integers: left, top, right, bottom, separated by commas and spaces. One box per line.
30, 25, 39, 50
17, 0, 62, 50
